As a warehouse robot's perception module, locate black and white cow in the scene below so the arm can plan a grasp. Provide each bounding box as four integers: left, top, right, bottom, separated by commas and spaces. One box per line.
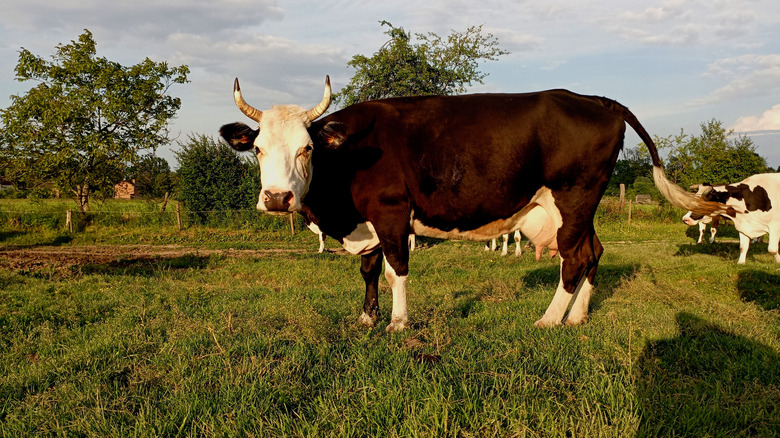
220, 76, 728, 330
682, 174, 779, 264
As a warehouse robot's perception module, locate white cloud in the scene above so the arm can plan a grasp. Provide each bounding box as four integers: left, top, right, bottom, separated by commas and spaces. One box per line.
732, 104, 780, 132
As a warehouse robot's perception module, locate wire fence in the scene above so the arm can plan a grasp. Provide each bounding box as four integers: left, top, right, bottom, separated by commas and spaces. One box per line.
0, 204, 302, 233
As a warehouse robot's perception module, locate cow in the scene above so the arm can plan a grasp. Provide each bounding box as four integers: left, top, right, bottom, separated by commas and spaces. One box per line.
681, 175, 779, 264
682, 210, 721, 244
219, 76, 728, 331
484, 231, 525, 257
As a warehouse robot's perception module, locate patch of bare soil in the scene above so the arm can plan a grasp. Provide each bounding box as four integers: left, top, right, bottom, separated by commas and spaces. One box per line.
0, 244, 340, 277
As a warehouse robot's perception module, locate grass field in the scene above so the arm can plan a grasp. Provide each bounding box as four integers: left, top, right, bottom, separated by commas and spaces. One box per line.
1, 200, 778, 437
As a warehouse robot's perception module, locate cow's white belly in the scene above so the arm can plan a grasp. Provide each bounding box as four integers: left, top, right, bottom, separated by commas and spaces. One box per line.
412, 187, 562, 247
732, 212, 772, 239
342, 222, 381, 255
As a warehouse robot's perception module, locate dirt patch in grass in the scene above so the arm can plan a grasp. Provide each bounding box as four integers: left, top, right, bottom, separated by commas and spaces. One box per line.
0, 244, 346, 276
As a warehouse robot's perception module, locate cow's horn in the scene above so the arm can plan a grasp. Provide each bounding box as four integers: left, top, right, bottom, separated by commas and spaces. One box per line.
306, 75, 331, 122
233, 78, 263, 122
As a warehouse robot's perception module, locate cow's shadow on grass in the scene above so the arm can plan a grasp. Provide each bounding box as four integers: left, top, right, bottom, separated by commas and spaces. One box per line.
635, 312, 780, 437
737, 270, 780, 311
675, 241, 771, 264
521, 262, 639, 312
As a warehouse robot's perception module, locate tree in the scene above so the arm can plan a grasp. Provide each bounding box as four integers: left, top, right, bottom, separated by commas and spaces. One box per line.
126, 154, 175, 200
335, 21, 508, 107
175, 134, 259, 224
0, 30, 189, 211
661, 119, 770, 188
607, 145, 653, 196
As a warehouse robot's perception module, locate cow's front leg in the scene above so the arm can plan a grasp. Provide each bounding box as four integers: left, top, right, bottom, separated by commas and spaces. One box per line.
768, 225, 780, 263
383, 257, 408, 332
359, 248, 384, 327
737, 233, 751, 264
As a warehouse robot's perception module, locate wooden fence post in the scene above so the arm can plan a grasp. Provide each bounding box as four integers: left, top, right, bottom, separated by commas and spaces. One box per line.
619, 184, 626, 209
628, 199, 633, 225
66, 209, 73, 233
176, 203, 182, 231
289, 214, 295, 235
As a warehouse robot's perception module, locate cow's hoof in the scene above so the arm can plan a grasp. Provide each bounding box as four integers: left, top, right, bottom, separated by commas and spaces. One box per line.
564, 316, 588, 326
534, 317, 562, 328
359, 312, 378, 328
385, 320, 407, 332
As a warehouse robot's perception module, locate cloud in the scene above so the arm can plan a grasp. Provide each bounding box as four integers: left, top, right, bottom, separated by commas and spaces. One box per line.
692, 54, 780, 105
732, 104, 780, 132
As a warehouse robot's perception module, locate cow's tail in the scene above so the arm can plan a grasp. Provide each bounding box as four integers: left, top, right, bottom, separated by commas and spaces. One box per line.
596, 96, 731, 216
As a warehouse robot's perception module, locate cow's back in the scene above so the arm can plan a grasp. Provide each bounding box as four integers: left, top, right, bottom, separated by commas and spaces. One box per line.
321, 91, 627, 232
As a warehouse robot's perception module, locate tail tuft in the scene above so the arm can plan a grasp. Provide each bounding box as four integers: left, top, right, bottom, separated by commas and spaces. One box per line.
652, 167, 732, 216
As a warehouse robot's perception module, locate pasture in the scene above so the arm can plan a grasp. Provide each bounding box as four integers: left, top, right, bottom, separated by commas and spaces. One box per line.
1, 199, 778, 437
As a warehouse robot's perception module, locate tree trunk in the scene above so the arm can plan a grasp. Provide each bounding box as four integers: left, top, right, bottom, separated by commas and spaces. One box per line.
73, 184, 90, 213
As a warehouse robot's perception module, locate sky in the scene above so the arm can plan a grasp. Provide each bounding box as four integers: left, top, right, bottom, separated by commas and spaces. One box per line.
1, 0, 779, 170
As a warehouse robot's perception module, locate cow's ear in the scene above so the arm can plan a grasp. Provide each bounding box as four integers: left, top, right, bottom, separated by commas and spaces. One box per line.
219, 122, 258, 152
317, 121, 348, 149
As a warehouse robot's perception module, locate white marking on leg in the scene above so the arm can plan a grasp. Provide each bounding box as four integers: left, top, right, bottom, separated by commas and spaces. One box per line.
318, 233, 325, 253
534, 259, 573, 328
408, 234, 416, 251
738, 233, 750, 264
501, 234, 509, 256
384, 259, 408, 332
768, 226, 780, 263
564, 277, 593, 326
514, 230, 522, 256
698, 222, 706, 244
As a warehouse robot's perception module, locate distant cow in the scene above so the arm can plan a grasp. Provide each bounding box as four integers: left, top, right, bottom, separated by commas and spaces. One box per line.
220, 76, 727, 330
682, 174, 779, 264
485, 231, 523, 256
682, 211, 721, 244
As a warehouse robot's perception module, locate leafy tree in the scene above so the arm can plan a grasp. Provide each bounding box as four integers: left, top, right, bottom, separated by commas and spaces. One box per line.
661, 119, 770, 188
0, 30, 189, 211
126, 154, 175, 199
607, 145, 653, 196
175, 134, 259, 224
335, 21, 508, 107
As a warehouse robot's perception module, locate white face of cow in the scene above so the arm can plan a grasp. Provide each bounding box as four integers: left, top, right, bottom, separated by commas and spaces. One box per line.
252, 106, 315, 214
225, 77, 331, 214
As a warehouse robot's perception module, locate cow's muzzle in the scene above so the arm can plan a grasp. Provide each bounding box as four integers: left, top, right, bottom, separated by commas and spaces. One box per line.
261, 189, 295, 213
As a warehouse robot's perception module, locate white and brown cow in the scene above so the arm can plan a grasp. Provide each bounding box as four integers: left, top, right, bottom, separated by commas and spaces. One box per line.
484, 231, 523, 256
220, 76, 728, 331
682, 210, 722, 244
682, 174, 780, 264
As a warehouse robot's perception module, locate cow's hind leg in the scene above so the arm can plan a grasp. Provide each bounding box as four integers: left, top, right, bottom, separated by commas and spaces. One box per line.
534, 263, 576, 327
359, 248, 384, 327
565, 234, 603, 325
535, 224, 602, 327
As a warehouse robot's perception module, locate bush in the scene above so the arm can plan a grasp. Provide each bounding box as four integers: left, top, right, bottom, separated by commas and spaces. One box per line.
175, 134, 260, 224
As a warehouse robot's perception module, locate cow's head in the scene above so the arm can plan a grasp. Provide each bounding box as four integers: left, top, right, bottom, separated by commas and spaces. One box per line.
219, 76, 332, 214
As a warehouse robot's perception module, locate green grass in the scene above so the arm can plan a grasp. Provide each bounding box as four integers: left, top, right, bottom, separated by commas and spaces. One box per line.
1, 201, 779, 437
